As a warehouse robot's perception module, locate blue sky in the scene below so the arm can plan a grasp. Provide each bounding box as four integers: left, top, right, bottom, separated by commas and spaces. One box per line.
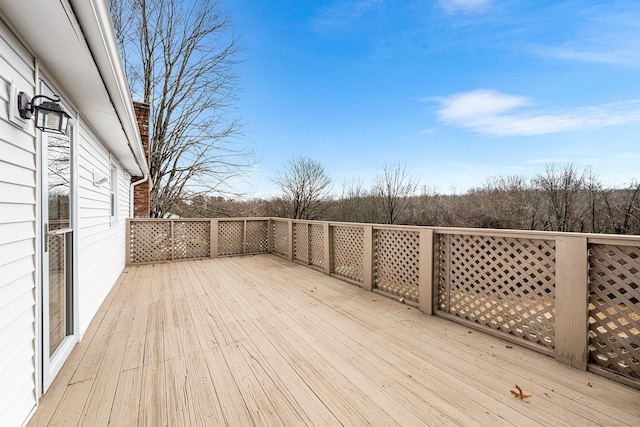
224, 0, 640, 197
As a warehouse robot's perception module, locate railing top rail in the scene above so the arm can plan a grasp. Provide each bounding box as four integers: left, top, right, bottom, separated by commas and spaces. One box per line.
127, 217, 640, 243
586, 236, 640, 246
128, 217, 273, 222
432, 226, 640, 242
431, 226, 572, 240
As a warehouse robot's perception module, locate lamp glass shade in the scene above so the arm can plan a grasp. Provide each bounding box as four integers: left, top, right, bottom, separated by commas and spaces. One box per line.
34, 101, 70, 135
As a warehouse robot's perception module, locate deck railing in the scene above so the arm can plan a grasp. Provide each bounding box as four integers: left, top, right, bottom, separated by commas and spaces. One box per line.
126, 217, 640, 389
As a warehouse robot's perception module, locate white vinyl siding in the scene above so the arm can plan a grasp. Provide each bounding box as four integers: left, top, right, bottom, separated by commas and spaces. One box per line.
0, 7, 141, 425
77, 123, 129, 336
0, 17, 38, 427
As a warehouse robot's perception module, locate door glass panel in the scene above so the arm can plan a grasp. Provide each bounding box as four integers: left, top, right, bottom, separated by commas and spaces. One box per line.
47, 133, 72, 357
48, 233, 66, 355
48, 134, 70, 229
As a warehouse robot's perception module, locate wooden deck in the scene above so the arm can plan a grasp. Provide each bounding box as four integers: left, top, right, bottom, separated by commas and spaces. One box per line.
29, 255, 640, 426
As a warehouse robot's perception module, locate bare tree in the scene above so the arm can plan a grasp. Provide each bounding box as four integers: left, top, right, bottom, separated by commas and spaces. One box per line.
582, 168, 608, 233
601, 181, 640, 234
532, 163, 588, 232
372, 162, 419, 224
337, 178, 377, 223
270, 156, 334, 219
408, 185, 442, 226
469, 175, 534, 229
109, 0, 253, 217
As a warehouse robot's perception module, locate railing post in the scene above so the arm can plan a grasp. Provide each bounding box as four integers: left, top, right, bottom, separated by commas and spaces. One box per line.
419, 228, 435, 315
555, 236, 589, 370
267, 218, 273, 253
126, 219, 131, 265
287, 220, 294, 262
210, 219, 218, 258
170, 219, 175, 261
363, 225, 374, 291
243, 219, 248, 255
323, 222, 332, 275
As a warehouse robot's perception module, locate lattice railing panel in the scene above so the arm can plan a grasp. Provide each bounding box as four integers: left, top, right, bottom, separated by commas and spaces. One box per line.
374, 229, 420, 303
294, 223, 309, 263
174, 221, 210, 259
310, 224, 325, 269
333, 225, 364, 283
588, 244, 640, 381
272, 220, 289, 256
218, 221, 244, 256
130, 221, 172, 263
438, 234, 556, 348
246, 220, 269, 254
48, 230, 65, 272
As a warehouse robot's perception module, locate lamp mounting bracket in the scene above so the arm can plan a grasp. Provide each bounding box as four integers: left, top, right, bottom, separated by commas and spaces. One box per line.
18, 92, 62, 120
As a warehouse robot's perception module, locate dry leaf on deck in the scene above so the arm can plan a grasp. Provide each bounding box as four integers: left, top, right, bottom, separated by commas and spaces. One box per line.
510, 384, 532, 401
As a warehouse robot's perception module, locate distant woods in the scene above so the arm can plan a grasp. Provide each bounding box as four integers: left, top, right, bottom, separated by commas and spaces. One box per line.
173, 162, 640, 235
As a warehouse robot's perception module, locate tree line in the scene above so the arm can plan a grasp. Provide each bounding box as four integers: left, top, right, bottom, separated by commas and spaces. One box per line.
173, 159, 640, 235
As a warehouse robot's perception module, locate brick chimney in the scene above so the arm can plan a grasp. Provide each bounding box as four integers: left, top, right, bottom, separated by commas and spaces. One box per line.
132, 102, 150, 218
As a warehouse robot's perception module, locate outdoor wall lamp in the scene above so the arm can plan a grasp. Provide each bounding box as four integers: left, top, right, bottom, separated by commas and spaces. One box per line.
17, 91, 70, 135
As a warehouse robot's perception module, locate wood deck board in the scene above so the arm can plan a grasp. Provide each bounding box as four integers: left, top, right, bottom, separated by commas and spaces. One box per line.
304, 292, 624, 425
217, 264, 395, 426
239, 265, 543, 425
108, 366, 143, 427
200, 343, 256, 426
78, 303, 134, 426
29, 255, 640, 426
26, 268, 135, 427
289, 263, 640, 419
220, 277, 385, 425
272, 291, 535, 426
280, 300, 524, 426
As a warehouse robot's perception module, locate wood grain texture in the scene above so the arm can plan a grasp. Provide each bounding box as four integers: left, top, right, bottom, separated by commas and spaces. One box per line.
29, 255, 640, 426
555, 236, 589, 369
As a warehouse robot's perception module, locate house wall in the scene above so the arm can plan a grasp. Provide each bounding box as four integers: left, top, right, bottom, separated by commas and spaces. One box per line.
76, 124, 130, 335
0, 14, 136, 426
0, 18, 38, 427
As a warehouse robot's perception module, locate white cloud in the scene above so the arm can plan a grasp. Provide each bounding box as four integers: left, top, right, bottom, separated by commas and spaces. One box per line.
437, 90, 529, 118
529, 4, 640, 68
431, 89, 640, 136
539, 46, 640, 68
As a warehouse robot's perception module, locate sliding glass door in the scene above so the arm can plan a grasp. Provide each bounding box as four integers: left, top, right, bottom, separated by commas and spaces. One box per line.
40, 83, 76, 393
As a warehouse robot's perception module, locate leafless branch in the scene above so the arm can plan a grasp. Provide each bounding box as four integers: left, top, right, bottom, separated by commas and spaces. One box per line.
109, 0, 254, 217
270, 156, 334, 220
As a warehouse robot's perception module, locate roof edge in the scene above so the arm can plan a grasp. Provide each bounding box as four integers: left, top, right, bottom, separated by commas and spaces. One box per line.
70, 0, 148, 176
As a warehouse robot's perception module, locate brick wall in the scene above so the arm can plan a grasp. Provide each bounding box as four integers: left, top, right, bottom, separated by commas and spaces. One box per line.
132, 102, 150, 218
